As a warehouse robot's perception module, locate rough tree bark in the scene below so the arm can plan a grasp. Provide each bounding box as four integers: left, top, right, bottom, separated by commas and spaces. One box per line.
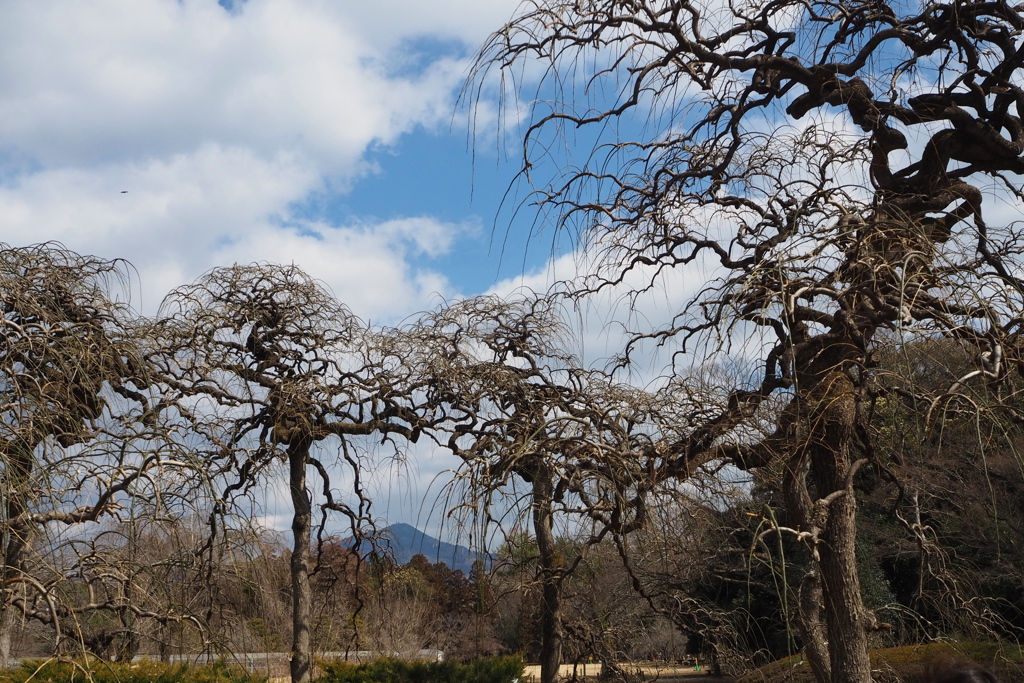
531, 460, 564, 683
289, 442, 312, 683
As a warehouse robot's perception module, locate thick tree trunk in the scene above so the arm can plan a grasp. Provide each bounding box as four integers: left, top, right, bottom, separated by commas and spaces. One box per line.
532, 463, 563, 683
795, 565, 831, 682
806, 365, 872, 683
1, 448, 34, 669
288, 443, 312, 683
0, 601, 15, 670
817, 488, 871, 683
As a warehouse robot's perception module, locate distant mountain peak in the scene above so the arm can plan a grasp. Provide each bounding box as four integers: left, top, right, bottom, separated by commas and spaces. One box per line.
377, 523, 483, 574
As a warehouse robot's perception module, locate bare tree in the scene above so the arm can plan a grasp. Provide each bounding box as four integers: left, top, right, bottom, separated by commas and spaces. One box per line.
359, 561, 438, 656
0, 243, 203, 666
471, 0, 1024, 680
418, 295, 661, 683
152, 264, 426, 683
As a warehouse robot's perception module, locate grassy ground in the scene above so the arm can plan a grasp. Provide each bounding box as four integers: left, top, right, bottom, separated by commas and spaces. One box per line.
735, 642, 1024, 683
518, 642, 1022, 682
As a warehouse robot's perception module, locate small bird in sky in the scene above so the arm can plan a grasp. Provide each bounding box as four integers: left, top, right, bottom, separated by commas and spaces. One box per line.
121, 190, 128, 193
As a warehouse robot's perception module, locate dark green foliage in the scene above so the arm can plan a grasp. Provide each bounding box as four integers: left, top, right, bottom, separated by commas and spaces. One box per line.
318, 656, 523, 683
0, 659, 266, 683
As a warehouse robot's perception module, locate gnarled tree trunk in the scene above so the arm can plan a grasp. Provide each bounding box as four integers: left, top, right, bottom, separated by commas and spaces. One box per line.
531, 461, 563, 683
289, 442, 313, 683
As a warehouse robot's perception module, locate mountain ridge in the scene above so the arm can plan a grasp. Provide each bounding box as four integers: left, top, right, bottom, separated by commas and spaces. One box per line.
377, 522, 483, 574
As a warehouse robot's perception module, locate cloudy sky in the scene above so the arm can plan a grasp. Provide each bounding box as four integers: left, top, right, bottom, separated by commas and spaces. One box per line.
0, 0, 715, 542
0, 0, 564, 539
0, 0, 546, 323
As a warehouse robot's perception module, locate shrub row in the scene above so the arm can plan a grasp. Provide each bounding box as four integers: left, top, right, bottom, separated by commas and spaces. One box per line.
318, 656, 524, 683
0, 659, 266, 683
1, 656, 524, 683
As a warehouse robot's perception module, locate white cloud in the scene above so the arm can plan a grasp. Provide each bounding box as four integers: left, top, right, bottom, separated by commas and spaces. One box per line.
0, 145, 303, 305
0, 147, 473, 317
217, 216, 466, 321
335, 0, 520, 50
0, 0, 467, 170
0, 0, 520, 320
485, 218, 730, 383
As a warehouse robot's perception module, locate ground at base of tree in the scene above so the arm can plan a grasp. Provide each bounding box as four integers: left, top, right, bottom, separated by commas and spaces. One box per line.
736, 642, 1024, 683
520, 663, 732, 682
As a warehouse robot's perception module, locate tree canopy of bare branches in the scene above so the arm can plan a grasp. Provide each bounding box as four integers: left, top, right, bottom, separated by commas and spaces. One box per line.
152, 264, 428, 683
0, 243, 203, 666
416, 294, 670, 683
471, 0, 1024, 680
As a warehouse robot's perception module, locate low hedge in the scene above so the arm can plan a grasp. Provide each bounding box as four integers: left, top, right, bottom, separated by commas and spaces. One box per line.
318, 656, 524, 683
0, 658, 266, 683
736, 642, 1024, 683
